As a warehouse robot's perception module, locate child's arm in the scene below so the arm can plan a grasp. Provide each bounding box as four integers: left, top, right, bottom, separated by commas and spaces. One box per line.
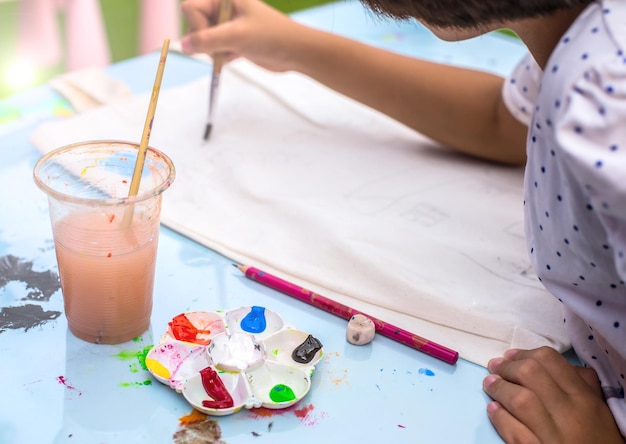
180, 0, 527, 165
484, 347, 625, 443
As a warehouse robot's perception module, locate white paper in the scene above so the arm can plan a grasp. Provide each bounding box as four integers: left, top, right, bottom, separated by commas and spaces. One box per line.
31, 59, 569, 366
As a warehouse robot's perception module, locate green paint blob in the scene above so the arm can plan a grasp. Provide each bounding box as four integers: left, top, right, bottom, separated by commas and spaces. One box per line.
113, 346, 153, 372
269, 384, 296, 403
113, 350, 139, 360
119, 380, 153, 388
136, 346, 152, 371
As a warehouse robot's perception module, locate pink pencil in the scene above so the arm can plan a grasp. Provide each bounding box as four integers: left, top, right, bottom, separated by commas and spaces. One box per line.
235, 264, 459, 365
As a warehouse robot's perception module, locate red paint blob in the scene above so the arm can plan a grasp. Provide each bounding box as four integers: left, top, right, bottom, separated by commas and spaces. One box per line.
56, 376, 82, 395
200, 366, 234, 409
169, 314, 198, 342
294, 404, 314, 418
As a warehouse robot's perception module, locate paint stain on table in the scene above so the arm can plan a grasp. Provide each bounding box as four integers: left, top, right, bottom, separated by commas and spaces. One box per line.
112, 345, 154, 387
0, 255, 60, 301
0, 304, 61, 332
418, 368, 435, 376
179, 409, 208, 426
113, 345, 153, 369
247, 403, 327, 427
173, 417, 224, 444
56, 375, 83, 399
0, 255, 61, 333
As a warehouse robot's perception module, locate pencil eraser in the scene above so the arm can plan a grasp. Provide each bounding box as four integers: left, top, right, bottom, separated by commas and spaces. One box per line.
346, 314, 375, 345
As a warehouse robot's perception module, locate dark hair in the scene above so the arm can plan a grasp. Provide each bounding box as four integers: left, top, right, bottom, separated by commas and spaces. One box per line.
359, 0, 594, 28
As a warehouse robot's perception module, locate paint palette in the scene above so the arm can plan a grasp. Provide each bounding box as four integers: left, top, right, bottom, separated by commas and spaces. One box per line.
146, 306, 324, 416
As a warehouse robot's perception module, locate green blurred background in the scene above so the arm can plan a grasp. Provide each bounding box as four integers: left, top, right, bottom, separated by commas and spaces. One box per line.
0, 0, 333, 99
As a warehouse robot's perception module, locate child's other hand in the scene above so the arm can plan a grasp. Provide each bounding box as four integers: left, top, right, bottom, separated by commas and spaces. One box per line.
483, 347, 624, 443
180, 0, 306, 73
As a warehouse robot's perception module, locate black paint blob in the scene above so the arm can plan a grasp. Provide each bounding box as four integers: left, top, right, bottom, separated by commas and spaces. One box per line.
0, 255, 60, 301
0, 304, 61, 332
0, 255, 62, 333
291, 334, 323, 364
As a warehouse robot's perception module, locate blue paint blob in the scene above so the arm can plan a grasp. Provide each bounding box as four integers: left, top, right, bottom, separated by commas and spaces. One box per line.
240, 306, 267, 333
418, 368, 435, 376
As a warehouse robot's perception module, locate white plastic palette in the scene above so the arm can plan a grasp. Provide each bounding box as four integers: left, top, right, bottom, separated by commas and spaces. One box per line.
146, 306, 324, 416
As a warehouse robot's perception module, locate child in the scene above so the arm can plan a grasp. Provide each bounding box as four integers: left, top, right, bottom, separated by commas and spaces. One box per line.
179, 0, 626, 441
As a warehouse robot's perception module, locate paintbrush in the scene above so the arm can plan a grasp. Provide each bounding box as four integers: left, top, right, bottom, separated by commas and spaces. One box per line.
204, 0, 233, 140
123, 38, 170, 228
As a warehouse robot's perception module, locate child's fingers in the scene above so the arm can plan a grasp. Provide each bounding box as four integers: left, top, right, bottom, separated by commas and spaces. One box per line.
483, 373, 556, 440
485, 400, 541, 444
573, 366, 604, 399
498, 347, 595, 397
182, 21, 240, 57
181, 0, 220, 30
484, 348, 624, 443
487, 353, 571, 413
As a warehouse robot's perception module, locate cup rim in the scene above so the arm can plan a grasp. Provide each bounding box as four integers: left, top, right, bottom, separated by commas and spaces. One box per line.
33, 139, 176, 207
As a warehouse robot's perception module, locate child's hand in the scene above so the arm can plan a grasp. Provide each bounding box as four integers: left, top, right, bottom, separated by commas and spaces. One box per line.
180, 0, 307, 73
484, 347, 624, 443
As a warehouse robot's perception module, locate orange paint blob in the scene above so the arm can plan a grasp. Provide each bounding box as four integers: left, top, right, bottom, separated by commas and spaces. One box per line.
248, 407, 276, 418
178, 409, 208, 425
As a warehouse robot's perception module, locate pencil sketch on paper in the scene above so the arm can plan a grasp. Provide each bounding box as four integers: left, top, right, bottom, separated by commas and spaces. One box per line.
399, 203, 449, 227
455, 250, 539, 288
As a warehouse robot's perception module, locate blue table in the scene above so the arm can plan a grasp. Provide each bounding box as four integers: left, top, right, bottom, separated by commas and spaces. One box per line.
0, 2, 528, 443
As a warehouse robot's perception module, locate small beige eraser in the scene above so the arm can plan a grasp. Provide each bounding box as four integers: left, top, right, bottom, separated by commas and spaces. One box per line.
346, 314, 375, 345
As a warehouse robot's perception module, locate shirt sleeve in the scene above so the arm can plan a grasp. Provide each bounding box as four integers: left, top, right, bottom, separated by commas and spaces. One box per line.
501, 53, 542, 126
555, 55, 626, 275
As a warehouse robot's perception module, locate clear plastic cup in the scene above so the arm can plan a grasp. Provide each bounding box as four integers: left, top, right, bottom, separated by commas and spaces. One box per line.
33, 140, 175, 344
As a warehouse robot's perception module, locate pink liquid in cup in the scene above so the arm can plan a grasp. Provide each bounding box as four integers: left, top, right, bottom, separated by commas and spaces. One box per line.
53, 211, 158, 343
34, 140, 175, 344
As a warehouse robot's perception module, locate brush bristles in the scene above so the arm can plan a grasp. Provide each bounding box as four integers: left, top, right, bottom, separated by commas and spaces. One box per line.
203, 123, 213, 140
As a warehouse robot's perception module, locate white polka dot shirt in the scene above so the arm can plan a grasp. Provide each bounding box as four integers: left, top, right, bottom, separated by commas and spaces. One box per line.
503, 0, 626, 432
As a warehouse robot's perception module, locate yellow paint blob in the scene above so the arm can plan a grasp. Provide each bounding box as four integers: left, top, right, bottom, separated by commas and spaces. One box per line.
146, 357, 170, 380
